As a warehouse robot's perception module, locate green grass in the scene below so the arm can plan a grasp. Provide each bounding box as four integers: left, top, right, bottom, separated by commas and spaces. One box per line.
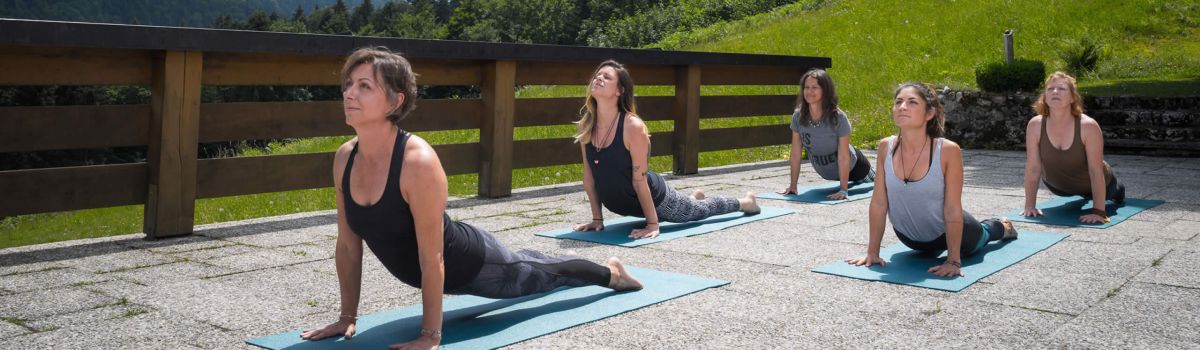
2, 0, 1197, 249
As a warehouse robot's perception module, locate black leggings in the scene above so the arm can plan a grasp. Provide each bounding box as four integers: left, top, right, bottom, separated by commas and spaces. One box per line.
895, 210, 1005, 257
448, 231, 610, 299
1043, 175, 1125, 202
847, 148, 874, 182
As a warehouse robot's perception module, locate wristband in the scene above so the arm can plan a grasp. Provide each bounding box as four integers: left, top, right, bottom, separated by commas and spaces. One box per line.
592, 218, 603, 222
838, 189, 850, 197
1090, 208, 1110, 222
645, 221, 659, 226
420, 328, 442, 339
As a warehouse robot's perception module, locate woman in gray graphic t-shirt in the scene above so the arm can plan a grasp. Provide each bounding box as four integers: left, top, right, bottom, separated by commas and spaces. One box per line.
779, 69, 874, 199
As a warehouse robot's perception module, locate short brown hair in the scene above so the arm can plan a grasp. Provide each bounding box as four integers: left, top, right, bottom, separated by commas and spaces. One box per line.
1033, 71, 1083, 118
340, 47, 419, 124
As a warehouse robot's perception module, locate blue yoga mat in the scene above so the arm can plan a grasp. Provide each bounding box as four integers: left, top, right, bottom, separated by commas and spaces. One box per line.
757, 181, 873, 204
1004, 197, 1164, 229
536, 206, 793, 247
811, 231, 1068, 292
247, 267, 727, 350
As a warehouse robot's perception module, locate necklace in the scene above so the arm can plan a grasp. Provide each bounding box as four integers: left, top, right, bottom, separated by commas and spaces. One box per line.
592, 113, 621, 164
901, 135, 929, 184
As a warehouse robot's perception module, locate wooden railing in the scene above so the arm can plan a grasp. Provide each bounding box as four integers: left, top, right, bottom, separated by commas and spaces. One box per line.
0, 19, 830, 238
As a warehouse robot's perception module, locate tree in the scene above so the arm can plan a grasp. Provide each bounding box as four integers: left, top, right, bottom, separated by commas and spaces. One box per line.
349, 0, 374, 31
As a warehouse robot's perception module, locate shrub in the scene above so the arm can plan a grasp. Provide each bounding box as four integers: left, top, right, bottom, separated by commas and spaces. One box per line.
1060, 37, 1105, 76
975, 59, 1046, 93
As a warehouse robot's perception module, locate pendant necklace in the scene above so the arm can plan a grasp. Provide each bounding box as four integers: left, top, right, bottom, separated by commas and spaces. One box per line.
593, 114, 621, 165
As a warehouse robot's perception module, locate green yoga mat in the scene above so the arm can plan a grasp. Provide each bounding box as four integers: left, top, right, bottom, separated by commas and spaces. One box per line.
247, 267, 727, 350
536, 206, 794, 247
811, 231, 1068, 292
1004, 197, 1164, 229
758, 181, 874, 204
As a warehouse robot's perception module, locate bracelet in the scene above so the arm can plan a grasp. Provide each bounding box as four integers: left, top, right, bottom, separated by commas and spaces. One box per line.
645, 221, 659, 226
1090, 208, 1108, 218
420, 328, 442, 339
592, 218, 603, 222
838, 189, 850, 197
339, 315, 357, 322
946, 260, 961, 268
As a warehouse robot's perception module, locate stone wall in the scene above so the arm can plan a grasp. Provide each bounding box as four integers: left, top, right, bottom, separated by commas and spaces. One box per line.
941, 90, 1200, 156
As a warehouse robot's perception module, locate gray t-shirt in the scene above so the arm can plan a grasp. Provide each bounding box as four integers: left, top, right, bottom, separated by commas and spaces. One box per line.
790, 109, 856, 180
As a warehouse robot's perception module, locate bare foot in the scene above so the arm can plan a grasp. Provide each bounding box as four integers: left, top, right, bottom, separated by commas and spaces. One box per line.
690, 189, 706, 200
740, 192, 761, 215
998, 217, 1019, 240
607, 257, 643, 291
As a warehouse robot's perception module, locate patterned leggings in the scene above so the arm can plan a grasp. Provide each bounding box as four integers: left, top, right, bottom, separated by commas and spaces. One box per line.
448, 231, 610, 299
653, 187, 742, 223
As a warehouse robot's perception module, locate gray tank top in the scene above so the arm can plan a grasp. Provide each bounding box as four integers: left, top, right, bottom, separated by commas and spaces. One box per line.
884, 136, 945, 242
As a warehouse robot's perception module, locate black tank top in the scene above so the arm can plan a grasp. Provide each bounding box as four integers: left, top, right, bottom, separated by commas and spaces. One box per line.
585, 112, 668, 217
342, 130, 484, 290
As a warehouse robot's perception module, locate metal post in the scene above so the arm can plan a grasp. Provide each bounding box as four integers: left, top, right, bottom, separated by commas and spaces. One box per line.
1004, 29, 1014, 64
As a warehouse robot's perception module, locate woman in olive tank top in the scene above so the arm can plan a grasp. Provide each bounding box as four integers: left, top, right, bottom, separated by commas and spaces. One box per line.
847, 83, 1018, 278
1021, 72, 1125, 224
299, 48, 644, 349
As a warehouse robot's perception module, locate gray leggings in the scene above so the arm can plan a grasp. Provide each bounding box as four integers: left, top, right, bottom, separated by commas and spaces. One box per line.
449, 231, 610, 299
654, 187, 742, 223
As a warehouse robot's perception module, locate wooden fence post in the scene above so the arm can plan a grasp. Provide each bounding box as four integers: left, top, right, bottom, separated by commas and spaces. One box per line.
144, 51, 202, 238
479, 60, 516, 198
673, 65, 700, 175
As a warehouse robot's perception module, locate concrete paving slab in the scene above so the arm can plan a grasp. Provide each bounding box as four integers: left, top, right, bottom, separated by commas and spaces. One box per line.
0, 287, 118, 319
867, 298, 1073, 348
0, 266, 102, 293
1050, 282, 1200, 345
1132, 249, 1200, 289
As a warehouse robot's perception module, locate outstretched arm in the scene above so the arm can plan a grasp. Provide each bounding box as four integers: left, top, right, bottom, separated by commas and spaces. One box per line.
625, 116, 661, 239
1021, 116, 1044, 217
302, 140, 363, 341
397, 136, 448, 350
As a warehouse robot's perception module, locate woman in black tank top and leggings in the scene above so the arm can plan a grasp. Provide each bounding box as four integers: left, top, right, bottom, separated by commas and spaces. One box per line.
300, 48, 643, 349
572, 60, 761, 239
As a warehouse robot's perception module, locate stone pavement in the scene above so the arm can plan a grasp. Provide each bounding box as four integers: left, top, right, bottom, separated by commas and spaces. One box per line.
2, 150, 1198, 349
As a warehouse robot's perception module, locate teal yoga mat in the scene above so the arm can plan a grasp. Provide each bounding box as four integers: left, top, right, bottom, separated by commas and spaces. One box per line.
1004, 197, 1164, 229
536, 206, 793, 247
757, 181, 874, 204
811, 231, 1068, 292
247, 267, 727, 350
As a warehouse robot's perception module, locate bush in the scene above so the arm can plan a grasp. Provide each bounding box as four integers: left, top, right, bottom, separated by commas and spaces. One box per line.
1060, 37, 1105, 76
975, 59, 1046, 93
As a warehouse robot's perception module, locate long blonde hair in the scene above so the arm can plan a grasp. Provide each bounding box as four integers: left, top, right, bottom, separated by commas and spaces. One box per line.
1033, 71, 1084, 118
574, 60, 637, 144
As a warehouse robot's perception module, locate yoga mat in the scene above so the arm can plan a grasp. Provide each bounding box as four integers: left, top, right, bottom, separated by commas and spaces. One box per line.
536, 206, 793, 247
248, 267, 727, 350
811, 231, 1068, 292
757, 181, 874, 204
1004, 197, 1164, 229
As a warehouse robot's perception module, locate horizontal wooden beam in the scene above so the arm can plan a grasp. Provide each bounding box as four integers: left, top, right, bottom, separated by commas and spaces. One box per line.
513, 97, 673, 127
195, 142, 479, 198
511, 132, 673, 169
516, 62, 675, 85
699, 95, 796, 118
0, 164, 146, 216
699, 124, 792, 152
0, 45, 154, 85
701, 65, 810, 85
0, 105, 149, 152
203, 52, 482, 86
198, 99, 480, 142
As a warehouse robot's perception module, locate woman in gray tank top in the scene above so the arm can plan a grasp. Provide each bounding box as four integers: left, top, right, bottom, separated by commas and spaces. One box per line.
779, 69, 875, 199
847, 83, 1019, 278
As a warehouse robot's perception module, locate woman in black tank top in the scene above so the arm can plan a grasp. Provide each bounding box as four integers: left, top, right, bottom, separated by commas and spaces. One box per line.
572, 60, 761, 240
299, 48, 644, 349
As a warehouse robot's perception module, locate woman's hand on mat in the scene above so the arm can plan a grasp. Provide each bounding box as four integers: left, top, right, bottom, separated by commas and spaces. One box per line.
777, 186, 797, 195
826, 191, 848, 200
1079, 213, 1106, 224
300, 319, 356, 341
388, 334, 439, 350
629, 224, 660, 239
1020, 207, 1043, 217
574, 221, 604, 232
846, 254, 886, 267
928, 263, 964, 277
